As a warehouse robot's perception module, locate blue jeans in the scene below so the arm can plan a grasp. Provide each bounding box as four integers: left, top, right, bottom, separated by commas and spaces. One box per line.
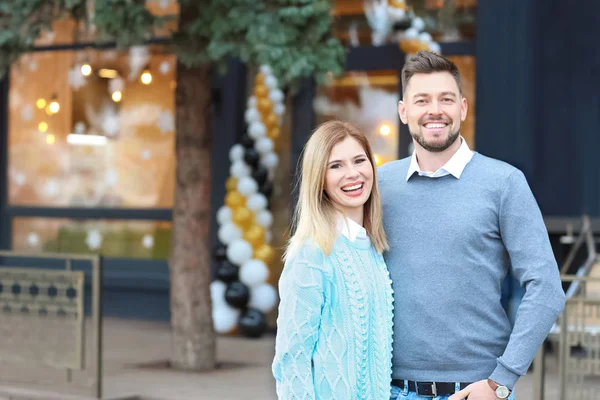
390, 384, 516, 400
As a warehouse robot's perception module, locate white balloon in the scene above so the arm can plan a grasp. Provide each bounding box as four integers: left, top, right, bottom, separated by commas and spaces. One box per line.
229, 144, 244, 163
239, 260, 269, 288
255, 137, 274, 155
218, 223, 242, 244
249, 122, 267, 139
247, 193, 268, 211
404, 27, 419, 39
231, 161, 250, 178
216, 206, 232, 225
388, 8, 406, 21
411, 17, 425, 31
259, 65, 273, 76
245, 108, 260, 124
265, 231, 273, 244
273, 103, 286, 116
226, 239, 254, 266
261, 152, 279, 169
269, 89, 284, 103
237, 176, 258, 196
210, 280, 227, 306
248, 284, 278, 313
429, 42, 442, 54
419, 32, 432, 44
247, 96, 257, 108
256, 210, 273, 228
213, 303, 240, 333
265, 75, 278, 90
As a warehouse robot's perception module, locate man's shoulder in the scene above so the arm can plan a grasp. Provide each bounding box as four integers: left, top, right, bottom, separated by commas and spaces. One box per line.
377, 157, 411, 180
471, 152, 522, 181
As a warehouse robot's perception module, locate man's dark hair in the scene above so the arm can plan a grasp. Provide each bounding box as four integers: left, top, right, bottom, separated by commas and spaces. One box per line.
401, 50, 462, 96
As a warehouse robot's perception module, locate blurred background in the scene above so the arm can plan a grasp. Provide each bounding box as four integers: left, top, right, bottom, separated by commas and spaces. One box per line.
0, 0, 598, 399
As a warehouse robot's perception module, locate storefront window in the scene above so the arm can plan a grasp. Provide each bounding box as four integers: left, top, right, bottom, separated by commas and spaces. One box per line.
315, 70, 400, 165
12, 218, 171, 259
8, 45, 176, 208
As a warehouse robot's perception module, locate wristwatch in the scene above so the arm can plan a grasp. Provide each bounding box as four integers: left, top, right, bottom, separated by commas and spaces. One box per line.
487, 379, 511, 399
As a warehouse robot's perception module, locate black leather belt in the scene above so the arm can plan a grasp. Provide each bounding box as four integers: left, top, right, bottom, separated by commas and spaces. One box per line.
391, 379, 471, 397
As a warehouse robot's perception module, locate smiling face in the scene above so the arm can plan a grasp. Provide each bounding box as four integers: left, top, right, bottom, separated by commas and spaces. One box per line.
324, 136, 373, 221
398, 71, 468, 153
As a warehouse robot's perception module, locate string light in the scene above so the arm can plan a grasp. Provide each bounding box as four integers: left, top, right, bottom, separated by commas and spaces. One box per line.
36, 98, 46, 109
38, 122, 48, 133
141, 69, 152, 85
48, 100, 60, 114
81, 64, 92, 76
379, 123, 391, 136
46, 134, 55, 145
111, 91, 122, 102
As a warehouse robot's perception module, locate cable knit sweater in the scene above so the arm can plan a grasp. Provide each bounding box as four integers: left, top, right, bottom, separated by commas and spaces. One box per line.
272, 235, 394, 399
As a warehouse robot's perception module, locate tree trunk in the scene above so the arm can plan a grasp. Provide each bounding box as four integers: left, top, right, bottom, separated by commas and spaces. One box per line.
169, 60, 216, 371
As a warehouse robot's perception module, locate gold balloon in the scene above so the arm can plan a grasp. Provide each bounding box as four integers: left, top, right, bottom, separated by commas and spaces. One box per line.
254, 244, 275, 265
244, 225, 266, 248
265, 113, 279, 129
257, 98, 273, 114
233, 207, 254, 228
226, 176, 238, 192
225, 191, 245, 209
268, 127, 281, 140
254, 84, 268, 99
255, 73, 265, 85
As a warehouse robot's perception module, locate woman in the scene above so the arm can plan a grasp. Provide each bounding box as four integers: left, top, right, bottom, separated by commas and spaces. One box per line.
272, 120, 394, 399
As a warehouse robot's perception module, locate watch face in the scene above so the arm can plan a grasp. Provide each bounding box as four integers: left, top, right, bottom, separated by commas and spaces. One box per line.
496, 386, 511, 399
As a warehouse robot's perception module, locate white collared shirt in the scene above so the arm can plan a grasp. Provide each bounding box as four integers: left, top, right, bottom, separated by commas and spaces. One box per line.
337, 216, 369, 242
406, 136, 474, 181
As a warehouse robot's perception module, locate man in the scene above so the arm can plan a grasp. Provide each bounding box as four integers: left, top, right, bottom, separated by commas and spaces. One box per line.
378, 51, 565, 400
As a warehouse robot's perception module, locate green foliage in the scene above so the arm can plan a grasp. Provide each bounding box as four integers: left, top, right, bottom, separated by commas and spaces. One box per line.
0, 0, 345, 86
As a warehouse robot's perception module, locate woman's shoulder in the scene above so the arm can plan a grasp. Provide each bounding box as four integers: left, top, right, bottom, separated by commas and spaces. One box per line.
284, 239, 333, 279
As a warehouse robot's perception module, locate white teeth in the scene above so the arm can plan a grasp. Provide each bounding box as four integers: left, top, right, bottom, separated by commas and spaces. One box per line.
342, 184, 362, 192
425, 123, 447, 128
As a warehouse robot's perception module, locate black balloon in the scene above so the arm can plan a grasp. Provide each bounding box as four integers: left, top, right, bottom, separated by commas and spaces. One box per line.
213, 244, 228, 261
238, 308, 267, 338
216, 261, 239, 283
244, 148, 260, 168
259, 180, 273, 198
225, 281, 250, 309
252, 167, 269, 186
240, 134, 255, 149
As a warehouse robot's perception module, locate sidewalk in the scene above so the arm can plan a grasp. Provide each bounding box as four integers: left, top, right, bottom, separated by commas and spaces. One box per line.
0, 318, 560, 399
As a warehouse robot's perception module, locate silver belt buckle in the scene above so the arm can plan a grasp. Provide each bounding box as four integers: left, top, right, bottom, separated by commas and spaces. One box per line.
416, 382, 437, 398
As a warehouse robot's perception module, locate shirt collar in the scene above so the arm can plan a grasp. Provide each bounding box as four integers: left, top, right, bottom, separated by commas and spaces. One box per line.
406, 136, 473, 181
336, 216, 368, 242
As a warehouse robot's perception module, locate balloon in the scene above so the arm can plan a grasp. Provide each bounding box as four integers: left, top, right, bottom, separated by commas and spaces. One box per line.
249, 122, 266, 139
254, 73, 265, 85
240, 260, 269, 288
268, 127, 281, 140
265, 231, 273, 244
244, 108, 260, 124
226, 239, 254, 266
243, 225, 266, 248
254, 84, 268, 99
257, 98, 272, 114
273, 103, 285, 116
429, 42, 442, 54
252, 167, 269, 186
269, 89, 284, 103
240, 134, 255, 149
218, 223, 242, 245
404, 27, 419, 39
418, 32, 432, 44
213, 244, 228, 261
256, 210, 273, 228
225, 191, 245, 209
232, 206, 254, 228
247, 95, 257, 108
225, 176, 238, 192
238, 308, 267, 338
255, 137, 274, 155
229, 144, 244, 163
213, 303, 240, 333
216, 260, 239, 283
264, 75, 278, 90
265, 113, 279, 129
259, 181, 273, 198
225, 281, 250, 309
261, 152, 279, 169
248, 283, 278, 313
243, 148, 260, 167
254, 244, 275, 265
246, 193, 268, 211
411, 17, 425, 31
259, 65, 273, 75
237, 176, 258, 196
231, 161, 251, 178
210, 280, 227, 306
216, 205, 232, 225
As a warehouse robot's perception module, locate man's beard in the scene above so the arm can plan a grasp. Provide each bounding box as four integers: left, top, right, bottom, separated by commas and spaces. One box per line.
410, 119, 460, 153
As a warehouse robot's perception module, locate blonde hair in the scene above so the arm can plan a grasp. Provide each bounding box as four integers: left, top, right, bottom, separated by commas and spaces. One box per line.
285, 120, 389, 260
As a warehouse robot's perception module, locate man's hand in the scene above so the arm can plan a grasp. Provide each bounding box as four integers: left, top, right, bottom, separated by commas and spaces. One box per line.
448, 380, 498, 400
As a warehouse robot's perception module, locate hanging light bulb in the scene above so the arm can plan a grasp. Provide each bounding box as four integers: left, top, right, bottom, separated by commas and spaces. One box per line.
111, 91, 122, 102
38, 121, 49, 133
36, 98, 46, 109
48, 99, 60, 114
46, 134, 56, 145
379, 123, 391, 136
140, 68, 152, 85
81, 64, 92, 76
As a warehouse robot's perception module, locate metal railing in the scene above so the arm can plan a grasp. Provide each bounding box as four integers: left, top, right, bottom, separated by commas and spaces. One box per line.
0, 251, 103, 399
